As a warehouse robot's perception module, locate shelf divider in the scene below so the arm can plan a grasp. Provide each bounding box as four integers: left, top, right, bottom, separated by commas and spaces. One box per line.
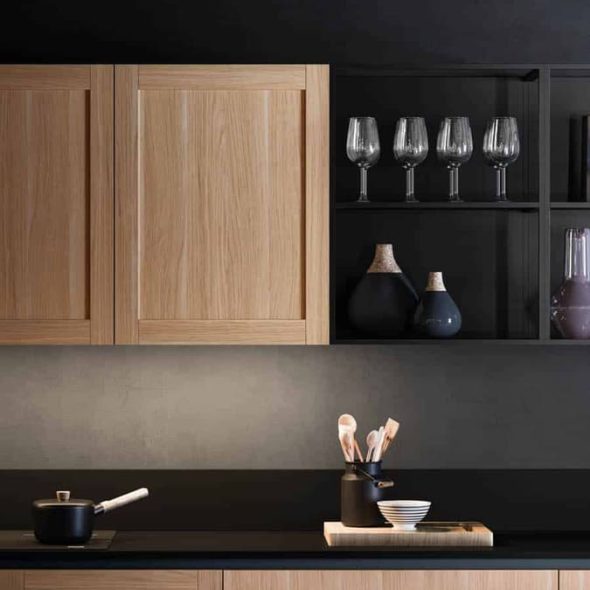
538, 67, 552, 340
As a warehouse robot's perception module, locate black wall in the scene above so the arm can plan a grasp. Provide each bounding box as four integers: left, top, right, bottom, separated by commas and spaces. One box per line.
1, 1, 589, 475
3, 0, 590, 65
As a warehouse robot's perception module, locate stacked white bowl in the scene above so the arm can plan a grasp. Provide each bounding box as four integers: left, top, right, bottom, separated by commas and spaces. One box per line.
377, 500, 431, 530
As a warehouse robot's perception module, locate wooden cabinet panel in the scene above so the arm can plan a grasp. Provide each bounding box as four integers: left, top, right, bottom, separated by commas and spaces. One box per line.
0, 65, 113, 344
24, 569, 221, 590
561, 571, 590, 590
139, 88, 303, 321
115, 64, 328, 345
0, 570, 24, 590
224, 570, 558, 590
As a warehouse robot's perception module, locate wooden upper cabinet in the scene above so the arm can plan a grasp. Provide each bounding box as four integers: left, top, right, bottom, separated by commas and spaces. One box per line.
225, 570, 558, 590
115, 65, 329, 344
0, 66, 114, 344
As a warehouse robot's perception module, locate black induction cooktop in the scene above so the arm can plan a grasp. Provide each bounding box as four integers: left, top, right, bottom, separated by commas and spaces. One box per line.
0, 530, 115, 551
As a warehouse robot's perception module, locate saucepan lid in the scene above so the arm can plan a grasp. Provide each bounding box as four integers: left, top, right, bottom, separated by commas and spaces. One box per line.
33, 490, 94, 509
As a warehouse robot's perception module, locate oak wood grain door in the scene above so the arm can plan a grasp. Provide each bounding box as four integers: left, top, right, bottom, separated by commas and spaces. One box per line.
0, 66, 114, 344
561, 571, 590, 590
115, 65, 329, 344
0, 570, 23, 590
224, 570, 558, 590
23, 569, 221, 590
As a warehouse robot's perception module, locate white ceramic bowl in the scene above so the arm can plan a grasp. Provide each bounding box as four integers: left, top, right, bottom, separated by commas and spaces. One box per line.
377, 500, 431, 530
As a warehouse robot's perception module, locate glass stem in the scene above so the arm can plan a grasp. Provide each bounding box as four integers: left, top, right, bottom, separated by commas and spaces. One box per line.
358, 168, 368, 202
448, 167, 461, 201
499, 167, 507, 200
448, 168, 454, 199
405, 167, 416, 202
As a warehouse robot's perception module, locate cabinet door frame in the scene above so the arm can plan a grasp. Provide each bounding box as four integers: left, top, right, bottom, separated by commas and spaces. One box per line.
0, 65, 114, 345
115, 64, 329, 345
22, 569, 221, 590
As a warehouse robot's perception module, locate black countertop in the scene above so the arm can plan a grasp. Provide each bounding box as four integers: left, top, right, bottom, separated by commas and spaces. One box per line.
3, 531, 590, 569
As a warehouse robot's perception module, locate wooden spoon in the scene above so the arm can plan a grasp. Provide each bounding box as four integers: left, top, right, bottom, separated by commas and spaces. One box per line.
365, 430, 379, 462
338, 414, 363, 462
338, 425, 354, 462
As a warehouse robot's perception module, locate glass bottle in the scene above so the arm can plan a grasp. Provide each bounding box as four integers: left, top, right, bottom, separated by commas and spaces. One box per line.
551, 228, 590, 339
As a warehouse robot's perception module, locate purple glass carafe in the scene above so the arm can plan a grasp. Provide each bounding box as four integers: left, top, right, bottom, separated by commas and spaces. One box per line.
551, 228, 590, 339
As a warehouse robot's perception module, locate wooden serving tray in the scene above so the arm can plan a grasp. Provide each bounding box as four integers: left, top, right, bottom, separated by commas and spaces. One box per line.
324, 521, 493, 547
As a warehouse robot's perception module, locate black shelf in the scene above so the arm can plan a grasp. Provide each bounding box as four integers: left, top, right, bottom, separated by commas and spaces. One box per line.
331, 64, 590, 345
333, 338, 561, 345
336, 201, 539, 211
550, 202, 590, 209
335, 64, 540, 80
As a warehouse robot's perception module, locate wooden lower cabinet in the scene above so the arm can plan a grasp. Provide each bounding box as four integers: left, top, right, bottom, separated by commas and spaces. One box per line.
561, 571, 590, 590
0, 570, 221, 590
224, 570, 557, 590
0, 569, 559, 590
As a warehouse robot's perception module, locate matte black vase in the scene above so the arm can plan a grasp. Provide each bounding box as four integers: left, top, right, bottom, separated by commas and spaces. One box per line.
414, 272, 462, 338
348, 244, 418, 336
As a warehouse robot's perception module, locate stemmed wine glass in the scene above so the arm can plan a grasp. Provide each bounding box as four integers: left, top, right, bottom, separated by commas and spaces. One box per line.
436, 117, 473, 202
393, 117, 429, 202
346, 117, 380, 203
483, 116, 520, 201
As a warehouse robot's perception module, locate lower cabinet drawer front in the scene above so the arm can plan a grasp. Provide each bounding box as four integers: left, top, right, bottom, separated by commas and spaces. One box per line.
561, 571, 590, 590
23, 570, 221, 590
224, 570, 558, 590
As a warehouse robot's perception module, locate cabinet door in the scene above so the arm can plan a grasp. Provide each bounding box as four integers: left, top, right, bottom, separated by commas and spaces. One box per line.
24, 569, 221, 590
561, 572, 590, 590
0, 66, 113, 344
115, 65, 328, 344
224, 570, 557, 590
0, 571, 23, 590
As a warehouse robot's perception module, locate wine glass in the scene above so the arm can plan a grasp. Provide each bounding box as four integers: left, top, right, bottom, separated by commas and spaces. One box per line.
393, 117, 429, 202
483, 116, 520, 201
436, 117, 473, 202
346, 117, 380, 203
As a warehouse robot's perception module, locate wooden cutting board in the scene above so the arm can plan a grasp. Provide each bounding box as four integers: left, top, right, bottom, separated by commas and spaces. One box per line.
324, 521, 493, 547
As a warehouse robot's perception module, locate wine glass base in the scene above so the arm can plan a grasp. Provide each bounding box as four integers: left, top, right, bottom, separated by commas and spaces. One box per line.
448, 197, 463, 203
356, 196, 370, 203
404, 196, 419, 203
494, 195, 509, 202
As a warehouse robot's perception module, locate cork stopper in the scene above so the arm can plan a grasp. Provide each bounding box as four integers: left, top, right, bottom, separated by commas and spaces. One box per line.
367, 244, 402, 274
425, 272, 446, 292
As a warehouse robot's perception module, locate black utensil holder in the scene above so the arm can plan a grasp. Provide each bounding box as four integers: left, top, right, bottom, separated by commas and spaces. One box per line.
341, 461, 394, 527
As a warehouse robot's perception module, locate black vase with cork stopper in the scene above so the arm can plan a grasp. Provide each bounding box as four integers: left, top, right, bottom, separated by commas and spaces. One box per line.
348, 244, 418, 336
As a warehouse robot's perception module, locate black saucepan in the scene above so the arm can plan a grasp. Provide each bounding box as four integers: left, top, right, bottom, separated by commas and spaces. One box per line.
33, 487, 149, 545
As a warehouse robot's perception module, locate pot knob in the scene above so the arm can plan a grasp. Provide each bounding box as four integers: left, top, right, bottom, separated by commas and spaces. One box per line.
56, 490, 71, 502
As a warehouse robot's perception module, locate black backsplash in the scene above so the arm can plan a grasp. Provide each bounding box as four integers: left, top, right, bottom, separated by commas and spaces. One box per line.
1, 469, 589, 533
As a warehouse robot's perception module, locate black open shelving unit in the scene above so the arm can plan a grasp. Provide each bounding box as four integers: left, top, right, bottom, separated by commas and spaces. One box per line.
331, 64, 590, 345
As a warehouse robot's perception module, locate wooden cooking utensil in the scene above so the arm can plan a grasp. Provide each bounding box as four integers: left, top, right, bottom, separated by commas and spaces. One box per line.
338, 414, 363, 462
365, 429, 379, 461
372, 426, 386, 462
382, 418, 400, 452
338, 426, 354, 462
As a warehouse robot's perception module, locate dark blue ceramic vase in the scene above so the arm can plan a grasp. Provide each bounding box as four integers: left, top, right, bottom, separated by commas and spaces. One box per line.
414, 272, 461, 338
348, 244, 418, 336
